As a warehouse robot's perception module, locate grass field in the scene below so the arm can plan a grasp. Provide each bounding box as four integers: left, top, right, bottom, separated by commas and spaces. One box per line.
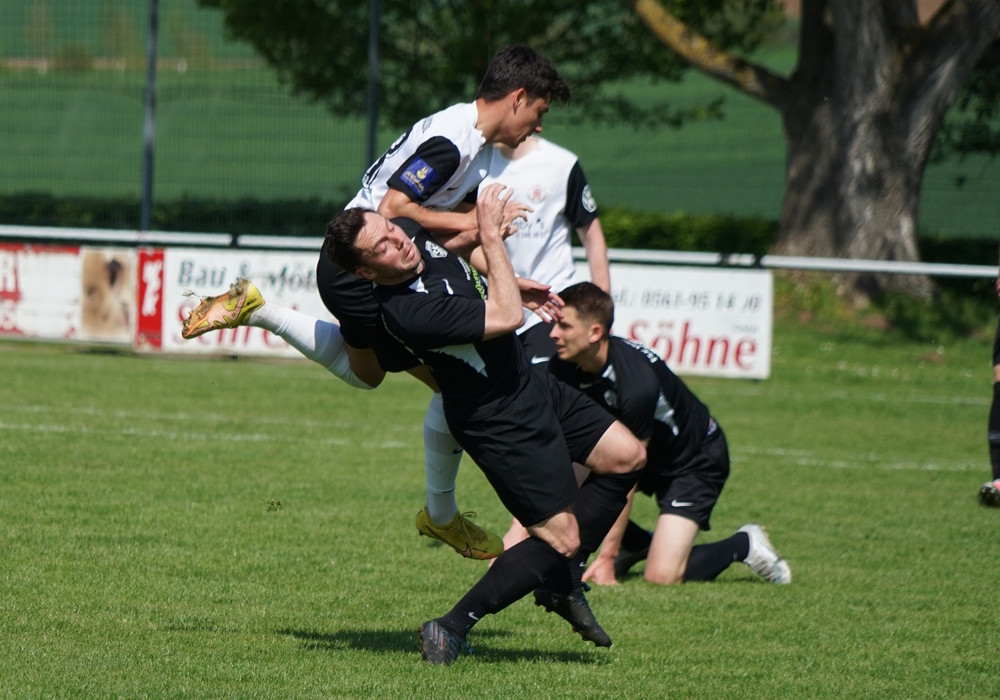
2, 308, 998, 698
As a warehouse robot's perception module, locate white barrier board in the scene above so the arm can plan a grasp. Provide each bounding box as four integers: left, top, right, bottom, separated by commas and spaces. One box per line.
1, 241, 772, 379
587, 262, 772, 379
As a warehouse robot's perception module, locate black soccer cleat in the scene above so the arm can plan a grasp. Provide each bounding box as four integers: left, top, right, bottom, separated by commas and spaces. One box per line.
418, 619, 467, 665
533, 587, 612, 647
979, 479, 1000, 507
613, 545, 650, 579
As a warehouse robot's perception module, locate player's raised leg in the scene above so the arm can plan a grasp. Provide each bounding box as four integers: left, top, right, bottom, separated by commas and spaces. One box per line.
181, 278, 377, 389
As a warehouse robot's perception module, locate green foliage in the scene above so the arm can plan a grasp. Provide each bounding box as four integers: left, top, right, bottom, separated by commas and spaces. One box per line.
0, 192, 340, 237
877, 286, 996, 344
933, 39, 1000, 163
196, 0, 783, 129
1, 317, 996, 697
600, 206, 773, 255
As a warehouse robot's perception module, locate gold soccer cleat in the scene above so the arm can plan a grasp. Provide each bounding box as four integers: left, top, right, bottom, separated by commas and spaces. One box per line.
181, 278, 265, 339
415, 507, 504, 560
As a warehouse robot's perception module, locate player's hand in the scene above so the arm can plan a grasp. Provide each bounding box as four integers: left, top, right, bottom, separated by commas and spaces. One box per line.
518, 278, 564, 322
475, 184, 512, 243
501, 200, 533, 239
582, 557, 620, 587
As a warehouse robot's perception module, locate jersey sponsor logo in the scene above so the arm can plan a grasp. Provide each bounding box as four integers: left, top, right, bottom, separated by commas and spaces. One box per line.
424, 240, 448, 259
530, 355, 550, 364
400, 158, 437, 196
581, 184, 597, 213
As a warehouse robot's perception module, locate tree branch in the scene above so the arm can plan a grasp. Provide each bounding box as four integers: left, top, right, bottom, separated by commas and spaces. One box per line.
625, 0, 791, 109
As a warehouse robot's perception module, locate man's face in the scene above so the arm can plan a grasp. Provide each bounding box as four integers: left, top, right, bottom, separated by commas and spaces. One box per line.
498, 92, 550, 148
550, 306, 598, 364
354, 212, 423, 281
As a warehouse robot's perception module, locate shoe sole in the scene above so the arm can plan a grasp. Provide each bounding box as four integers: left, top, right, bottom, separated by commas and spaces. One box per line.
181, 281, 255, 339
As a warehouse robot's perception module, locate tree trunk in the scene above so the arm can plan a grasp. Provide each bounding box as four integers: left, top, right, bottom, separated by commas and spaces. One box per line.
772, 3, 933, 300
629, 0, 1000, 302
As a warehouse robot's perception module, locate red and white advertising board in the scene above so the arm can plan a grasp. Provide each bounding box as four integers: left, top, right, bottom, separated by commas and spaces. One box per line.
139, 247, 336, 356
0, 243, 136, 343
0, 241, 772, 379
580, 262, 772, 379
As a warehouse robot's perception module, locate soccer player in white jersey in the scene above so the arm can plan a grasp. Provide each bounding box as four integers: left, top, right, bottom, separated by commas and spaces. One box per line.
483, 135, 610, 363
182, 46, 571, 561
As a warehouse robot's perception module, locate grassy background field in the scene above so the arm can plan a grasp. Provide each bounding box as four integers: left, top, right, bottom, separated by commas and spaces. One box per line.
1, 0, 998, 237
2, 298, 998, 698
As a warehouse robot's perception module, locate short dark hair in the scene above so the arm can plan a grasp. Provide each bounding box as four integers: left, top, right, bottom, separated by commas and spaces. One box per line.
559, 282, 614, 336
475, 45, 571, 104
324, 207, 370, 272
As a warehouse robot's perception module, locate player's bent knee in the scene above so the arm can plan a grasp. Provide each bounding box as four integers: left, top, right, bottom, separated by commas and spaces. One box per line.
527, 514, 581, 558
643, 569, 684, 586
610, 439, 645, 474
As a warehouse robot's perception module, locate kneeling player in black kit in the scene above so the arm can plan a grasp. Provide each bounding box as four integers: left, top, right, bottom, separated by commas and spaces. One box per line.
325, 184, 646, 664
548, 282, 791, 587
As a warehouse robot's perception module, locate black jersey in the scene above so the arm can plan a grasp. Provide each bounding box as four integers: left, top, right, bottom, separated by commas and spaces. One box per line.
549, 337, 712, 476
373, 230, 529, 411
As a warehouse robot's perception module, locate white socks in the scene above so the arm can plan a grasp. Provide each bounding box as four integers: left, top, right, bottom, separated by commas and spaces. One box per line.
422, 392, 463, 524
247, 303, 375, 390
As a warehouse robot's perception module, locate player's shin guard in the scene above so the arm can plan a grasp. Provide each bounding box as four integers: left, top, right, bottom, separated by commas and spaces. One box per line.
575, 471, 641, 554
249, 303, 375, 390
436, 537, 565, 636
423, 392, 463, 524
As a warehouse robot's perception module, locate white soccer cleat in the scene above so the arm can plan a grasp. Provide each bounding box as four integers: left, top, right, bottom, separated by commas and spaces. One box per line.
739, 523, 791, 584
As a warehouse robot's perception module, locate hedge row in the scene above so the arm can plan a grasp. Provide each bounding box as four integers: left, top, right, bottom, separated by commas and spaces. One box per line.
0, 192, 993, 267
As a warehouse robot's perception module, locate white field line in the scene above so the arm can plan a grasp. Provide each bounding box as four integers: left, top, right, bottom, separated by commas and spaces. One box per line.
735, 445, 978, 473
0, 404, 415, 448
1, 397, 982, 470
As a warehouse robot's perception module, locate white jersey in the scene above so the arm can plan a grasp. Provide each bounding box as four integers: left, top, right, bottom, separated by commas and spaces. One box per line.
346, 102, 492, 212
483, 136, 598, 331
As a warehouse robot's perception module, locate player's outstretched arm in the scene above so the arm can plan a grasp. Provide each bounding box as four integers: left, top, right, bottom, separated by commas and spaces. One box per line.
377, 187, 477, 236
477, 184, 524, 339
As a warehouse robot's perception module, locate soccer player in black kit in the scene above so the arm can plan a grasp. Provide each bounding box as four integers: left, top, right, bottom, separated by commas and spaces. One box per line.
547, 282, 791, 587
325, 184, 646, 664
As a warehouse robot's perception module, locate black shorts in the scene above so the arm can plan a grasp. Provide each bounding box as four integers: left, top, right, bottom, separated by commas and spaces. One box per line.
517, 321, 557, 366
446, 371, 616, 526
315, 247, 419, 373
992, 316, 1000, 367
645, 419, 730, 531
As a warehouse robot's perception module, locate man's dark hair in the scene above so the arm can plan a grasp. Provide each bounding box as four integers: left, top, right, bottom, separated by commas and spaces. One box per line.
324, 207, 370, 272
475, 45, 571, 104
559, 282, 614, 336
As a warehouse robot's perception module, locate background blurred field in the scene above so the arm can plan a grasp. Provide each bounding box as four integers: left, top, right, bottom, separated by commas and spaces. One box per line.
2, 306, 997, 698
1, 0, 997, 238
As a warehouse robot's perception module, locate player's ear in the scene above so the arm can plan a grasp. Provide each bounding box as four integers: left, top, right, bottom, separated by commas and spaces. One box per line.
511, 87, 527, 110
355, 265, 377, 281
588, 322, 604, 344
